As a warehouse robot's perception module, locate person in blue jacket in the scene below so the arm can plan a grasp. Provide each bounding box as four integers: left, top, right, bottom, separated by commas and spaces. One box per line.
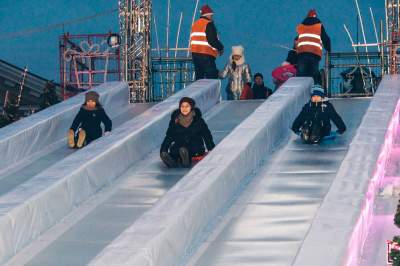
292, 85, 346, 144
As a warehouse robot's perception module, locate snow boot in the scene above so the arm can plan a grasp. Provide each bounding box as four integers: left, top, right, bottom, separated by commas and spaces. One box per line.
68, 129, 75, 148
179, 147, 190, 168
160, 151, 178, 168
76, 129, 86, 148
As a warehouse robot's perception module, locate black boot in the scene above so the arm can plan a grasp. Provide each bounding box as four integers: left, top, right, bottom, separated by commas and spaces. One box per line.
160, 152, 178, 168
179, 147, 190, 168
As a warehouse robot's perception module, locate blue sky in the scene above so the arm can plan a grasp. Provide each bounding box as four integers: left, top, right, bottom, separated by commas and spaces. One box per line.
0, 0, 386, 86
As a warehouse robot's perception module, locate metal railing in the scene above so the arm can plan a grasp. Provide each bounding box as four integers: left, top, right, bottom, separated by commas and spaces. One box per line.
324, 51, 388, 97
150, 57, 194, 101
59, 33, 121, 99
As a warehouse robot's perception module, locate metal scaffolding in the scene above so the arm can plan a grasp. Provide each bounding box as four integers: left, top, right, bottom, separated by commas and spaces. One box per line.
387, 0, 400, 74
119, 0, 152, 102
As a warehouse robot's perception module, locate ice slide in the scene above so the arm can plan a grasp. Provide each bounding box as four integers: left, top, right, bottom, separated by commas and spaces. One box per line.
188, 97, 370, 266
88, 76, 400, 266
9, 101, 262, 266
0, 82, 152, 263
2, 79, 263, 265
0, 84, 151, 197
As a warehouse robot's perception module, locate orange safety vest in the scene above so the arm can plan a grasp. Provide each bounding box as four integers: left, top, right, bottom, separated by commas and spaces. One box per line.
190, 18, 219, 58
296, 23, 323, 57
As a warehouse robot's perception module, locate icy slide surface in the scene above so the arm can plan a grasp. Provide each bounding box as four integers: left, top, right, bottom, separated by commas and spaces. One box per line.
189, 98, 370, 266
7, 100, 262, 266
0, 82, 128, 176
0, 103, 150, 197
0, 80, 220, 264
190, 76, 400, 266
88, 77, 313, 266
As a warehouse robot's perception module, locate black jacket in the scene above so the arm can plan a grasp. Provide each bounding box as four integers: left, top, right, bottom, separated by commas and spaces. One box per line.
160, 108, 215, 155
202, 16, 224, 52
298, 17, 331, 60
286, 37, 298, 65
291, 100, 346, 136
70, 106, 112, 141
252, 84, 273, 99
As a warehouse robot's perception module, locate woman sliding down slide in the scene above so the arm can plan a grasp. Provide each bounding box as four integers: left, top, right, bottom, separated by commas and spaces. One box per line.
160, 97, 215, 167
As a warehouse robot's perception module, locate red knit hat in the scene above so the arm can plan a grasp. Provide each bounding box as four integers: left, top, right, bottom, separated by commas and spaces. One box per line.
201, 5, 214, 16
307, 9, 317, 17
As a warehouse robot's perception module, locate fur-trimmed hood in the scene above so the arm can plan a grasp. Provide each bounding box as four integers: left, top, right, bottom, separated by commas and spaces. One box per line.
230, 45, 245, 65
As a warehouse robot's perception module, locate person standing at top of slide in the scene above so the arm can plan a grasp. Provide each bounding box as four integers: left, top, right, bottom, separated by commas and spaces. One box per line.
190, 4, 224, 80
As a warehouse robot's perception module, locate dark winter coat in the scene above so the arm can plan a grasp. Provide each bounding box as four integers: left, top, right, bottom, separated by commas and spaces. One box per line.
299, 17, 331, 60
286, 37, 298, 65
291, 100, 346, 137
160, 107, 215, 157
252, 83, 273, 99
202, 16, 224, 52
70, 105, 112, 142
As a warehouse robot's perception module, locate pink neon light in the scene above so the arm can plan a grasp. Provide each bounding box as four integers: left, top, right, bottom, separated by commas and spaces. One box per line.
344, 99, 400, 265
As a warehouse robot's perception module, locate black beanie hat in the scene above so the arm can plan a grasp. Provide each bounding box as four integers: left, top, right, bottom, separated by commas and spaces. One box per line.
254, 72, 264, 80
179, 97, 196, 108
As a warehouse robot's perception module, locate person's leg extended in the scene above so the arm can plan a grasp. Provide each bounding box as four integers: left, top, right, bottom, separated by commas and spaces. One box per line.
296, 59, 307, 77
161, 143, 179, 167
179, 147, 191, 167
311, 57, 321, 85
192, 53, 205, 80
203, 56, 219, 79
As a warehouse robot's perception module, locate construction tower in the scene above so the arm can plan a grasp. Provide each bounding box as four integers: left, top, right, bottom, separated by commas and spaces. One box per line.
119, 0, 152, 102
387, 0, 400, 74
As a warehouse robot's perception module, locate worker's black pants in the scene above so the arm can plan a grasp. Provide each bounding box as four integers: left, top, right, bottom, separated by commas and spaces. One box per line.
297, 53, 321, 85
192, 53, 219, 80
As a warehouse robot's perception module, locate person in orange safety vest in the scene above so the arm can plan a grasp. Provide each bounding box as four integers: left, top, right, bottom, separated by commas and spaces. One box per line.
296, 9, 331, 85
190, 4, 224, 80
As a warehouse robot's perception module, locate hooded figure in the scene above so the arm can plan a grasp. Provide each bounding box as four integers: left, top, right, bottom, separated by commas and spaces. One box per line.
68, 91, 112, 148
160, 97, 215, 167
219, 45, 252, 100
291, 85, 346, 144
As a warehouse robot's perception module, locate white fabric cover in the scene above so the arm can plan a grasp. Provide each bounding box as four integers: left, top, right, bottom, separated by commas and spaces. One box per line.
0, 80, 221, 265
0, 82, 128, 176
88, 77, 313, 266
292, 75, 400, 266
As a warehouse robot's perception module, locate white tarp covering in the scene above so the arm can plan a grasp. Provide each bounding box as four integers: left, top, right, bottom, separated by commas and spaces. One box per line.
0, 82, 128, 176
88, 77, 313, 266
0, 80, 221, 265
293, 75, 400, 266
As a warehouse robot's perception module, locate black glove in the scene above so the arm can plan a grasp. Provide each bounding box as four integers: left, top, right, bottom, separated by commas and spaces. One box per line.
231, 60, 237, 71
